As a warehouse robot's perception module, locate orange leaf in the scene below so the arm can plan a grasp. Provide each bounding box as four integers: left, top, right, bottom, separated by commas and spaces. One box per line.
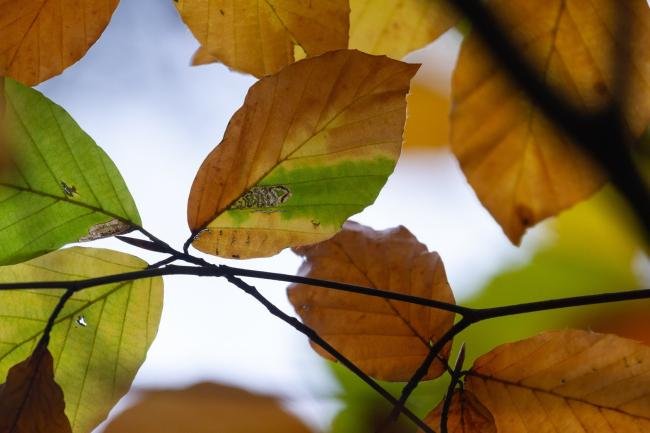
466, 329, 650, 432
175, 0, 349, 77
103, 382, 313, 433
0, 346, 72, 433
450, 0, 650, 244
187, 50, 418, 259
288, 221, 455, 381
0, 0, 119, 85
421, 390, 496, 433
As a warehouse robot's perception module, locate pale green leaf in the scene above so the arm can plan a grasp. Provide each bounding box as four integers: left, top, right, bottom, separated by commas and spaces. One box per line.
0, 247, 163, 433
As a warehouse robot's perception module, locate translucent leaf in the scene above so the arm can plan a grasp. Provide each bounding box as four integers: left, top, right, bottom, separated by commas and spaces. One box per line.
466, 330, 650, 432
450, 0, 650, 243
175, 0, 348, 77
187, 50, 418, 259
0, 79, 140, 264
0, 0, 119, 85
0, 247, 163, 433
288, 222, 455, 381
349, 0, 457, 59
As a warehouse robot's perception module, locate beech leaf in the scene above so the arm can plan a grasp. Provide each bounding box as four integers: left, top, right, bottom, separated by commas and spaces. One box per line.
187, 50, 418, 259
0, 79, 140, 265
451, 0, 650, 244
175, 0, 349, 77
0, 0, 119, 85
349, 0, 457, 59
421, 390, 496, 433
466, 329, 650, 432
0, 346, 72, 433
0, 247, 163, 433
104, 382, 314, 433
288, 221, 455, 381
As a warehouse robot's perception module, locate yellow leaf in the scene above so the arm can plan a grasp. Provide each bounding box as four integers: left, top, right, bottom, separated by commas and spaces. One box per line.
0, 346, 72, 433
0, 0, 119, 85
175, 0, 349, 77
421, 390, 496, 433
349, 0, 457, 59
191, 46, 218, 66
404, 82, 450, 148
450, 0, 650, 244
187, 50, 418, 259
466, 330, 650, 432
103, 382, 314, 433
288, 221, 455, 381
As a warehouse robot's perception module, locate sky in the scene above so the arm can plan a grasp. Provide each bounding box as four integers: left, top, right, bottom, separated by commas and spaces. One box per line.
33, 0, 545, 430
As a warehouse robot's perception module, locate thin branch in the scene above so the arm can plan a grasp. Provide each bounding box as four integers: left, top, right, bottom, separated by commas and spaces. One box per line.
440, 344, 466, 433
224, 265, 468, 314
36, 288, 75, 349
222, 272, 436, 433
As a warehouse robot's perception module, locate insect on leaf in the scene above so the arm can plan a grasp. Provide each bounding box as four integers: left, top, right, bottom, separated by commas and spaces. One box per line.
0, 247, 163, 433
0, 79, 140, 265
175, 0, 349, 77
288, 222, 455, 381
451, 0, 650, 244
0, 346, 72, 433
0, 0, 119, 85
187, 49, 419, 259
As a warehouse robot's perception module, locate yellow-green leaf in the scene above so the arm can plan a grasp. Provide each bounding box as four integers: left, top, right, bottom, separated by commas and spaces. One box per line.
175, 0, 349, 77
0, 247, 163, 433
0, 0, 119, 85
187, 49, 418, 259
0, 346, 72, 433
288, 222, 455, 381
349, 0, 457, 59
466, 330, 650, 432
450, 0, 650, 244
0, 78, 140, 265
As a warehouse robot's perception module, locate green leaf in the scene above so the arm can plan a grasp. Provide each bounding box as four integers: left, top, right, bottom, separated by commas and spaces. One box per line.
0, 78, 140, 265
0, 247, 163, 433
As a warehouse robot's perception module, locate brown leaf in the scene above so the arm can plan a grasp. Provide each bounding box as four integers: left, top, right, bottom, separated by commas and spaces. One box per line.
0, 0, 119, 85
187, 50, 418, 259
175, 0, 349, 77
288, 221, 455, 381
450, 0, 650, 244
103, 382, 313, 433
421, 390, 496, 433
466, 329, 650, 432
0, 346, 72, 433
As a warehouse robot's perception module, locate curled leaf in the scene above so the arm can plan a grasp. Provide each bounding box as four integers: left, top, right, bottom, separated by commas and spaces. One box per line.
0, 346, 72, 433
451, 0, 650, 243
0, 0, 119, 85
187, 50, 418, 259
466, 330, 650, 432
175, 0, 349, 77
288, 221, 455, 381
